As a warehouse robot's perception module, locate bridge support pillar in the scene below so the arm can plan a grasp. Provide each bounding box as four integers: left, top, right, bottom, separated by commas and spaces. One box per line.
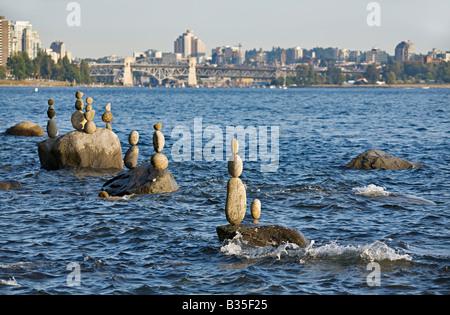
123, 57, 134, 87
188, 57, 197, 87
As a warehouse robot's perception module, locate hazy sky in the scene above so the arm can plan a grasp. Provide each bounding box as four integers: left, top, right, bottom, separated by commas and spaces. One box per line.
1, 0, 449, 59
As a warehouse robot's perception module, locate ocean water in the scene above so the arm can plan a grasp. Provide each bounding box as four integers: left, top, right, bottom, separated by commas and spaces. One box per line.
0, 86, 448, 295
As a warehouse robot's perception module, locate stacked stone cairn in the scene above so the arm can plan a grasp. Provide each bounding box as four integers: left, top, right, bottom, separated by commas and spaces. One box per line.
225, 138, 248, 225
84, 97, 97, 134
151, 123, 168, 170
102, 103, 113, 130
46, 99, 59, 138
217, 139, 309, 248
124, 130, 139, 169
71, 92, 87, 130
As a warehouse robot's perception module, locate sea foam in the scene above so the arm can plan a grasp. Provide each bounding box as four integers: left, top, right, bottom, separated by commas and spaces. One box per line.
220, 233, 412, 263
353, 184, 392, 197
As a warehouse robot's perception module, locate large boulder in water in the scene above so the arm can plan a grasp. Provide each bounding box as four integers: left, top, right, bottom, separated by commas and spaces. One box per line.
101, 163, 178, 196
346, 149, 423, 170
38, 128, 123, 170
216, 224, 309, 248
5, 121, 44, 137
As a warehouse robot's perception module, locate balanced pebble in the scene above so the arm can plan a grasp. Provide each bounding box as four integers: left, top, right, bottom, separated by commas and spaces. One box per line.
129, 130, 139, 146
84, 110, 95, 122
75, 91, 83, 99
153, 130, 165, 153
75, 99, 84, 111
154, 123, 162, 131
71, 111, 86, 130
227, 154, 243, 178
47, 119, 59, 138
47, 106, 56, 119
151, 153, 168, 170
231, 138, 239, 155
124, 145, 139, 169
225, 177, 247, 225
84, 120, 96, 134
251, 199, 261, 224
48, 99, 54, 106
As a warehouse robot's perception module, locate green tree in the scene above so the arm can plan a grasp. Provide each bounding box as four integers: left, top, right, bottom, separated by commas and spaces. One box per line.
385, 71, 396, 84
7, 51, 34, 79
0, 65, 6, 78
79, 60, 91, 84
364, 64, 379, 84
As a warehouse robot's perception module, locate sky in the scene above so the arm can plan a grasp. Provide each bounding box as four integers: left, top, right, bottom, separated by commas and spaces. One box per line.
1, 0, 450, 59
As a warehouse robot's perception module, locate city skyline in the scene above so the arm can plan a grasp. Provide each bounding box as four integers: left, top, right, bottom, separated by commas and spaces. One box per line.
1, 0, 450, 59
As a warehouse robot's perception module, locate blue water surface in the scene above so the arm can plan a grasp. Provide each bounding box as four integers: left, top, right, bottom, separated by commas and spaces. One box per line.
0, 86, 449, 295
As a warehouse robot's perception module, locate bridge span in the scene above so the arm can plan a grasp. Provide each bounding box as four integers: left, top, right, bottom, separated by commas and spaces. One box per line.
89, 57, 298, 86
89, 57, 363, 86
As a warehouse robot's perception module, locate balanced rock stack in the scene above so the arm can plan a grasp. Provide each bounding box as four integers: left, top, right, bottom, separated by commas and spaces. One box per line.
216, 139, 309, 248
84, 97, 97, 134
102, 103, 113, 130
124, 130, 139, 169
225, 138, 247, 225
71, 92, 87, 130
38, 93, 123, 170
151, 123, 168, 170
101, 122, 178, 196
46, 99, 59, 138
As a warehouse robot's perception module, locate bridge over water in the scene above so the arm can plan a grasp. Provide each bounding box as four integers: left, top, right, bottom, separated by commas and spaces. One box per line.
89, 57, 363, 86
89, 57, 299, 86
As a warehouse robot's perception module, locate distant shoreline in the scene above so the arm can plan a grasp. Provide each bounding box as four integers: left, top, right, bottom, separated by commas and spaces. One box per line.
1, 79, 449, 89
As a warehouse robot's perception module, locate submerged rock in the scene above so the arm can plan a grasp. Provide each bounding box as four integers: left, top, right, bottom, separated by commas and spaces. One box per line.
5, 121, 44, 137
346, 149, 423, 170
38, 128, 123, 170
216, 224, 309, 248
101, 163, 178, 196
0, 180, 22, 190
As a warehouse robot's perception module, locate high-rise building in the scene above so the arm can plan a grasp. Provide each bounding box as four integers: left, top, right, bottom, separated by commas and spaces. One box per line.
174, 29, 206, 58
211, 46, 244, 65
286, 47, 303, 64
395, 41, 415, 62
11, 21, 42, 59
50, 41, 66, 59
366, 47, 388, 64
0, 16, 13, 67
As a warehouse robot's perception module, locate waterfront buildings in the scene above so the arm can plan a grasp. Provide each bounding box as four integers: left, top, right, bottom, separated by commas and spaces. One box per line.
366, 47, 388, 64
174, 29, 206, 59
0, 16, 13, 67
211, 46, 244, 65
0, 16, 42, 66
395, 41, 415, 62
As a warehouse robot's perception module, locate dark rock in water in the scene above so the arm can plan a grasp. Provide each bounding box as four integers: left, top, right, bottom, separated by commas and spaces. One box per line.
5, 121, 44, 137
346, 149, 423, 170
38, 128, 123, 170
216, 223, 309, 248
0, 180, 22, 190
101, 163, 178, 196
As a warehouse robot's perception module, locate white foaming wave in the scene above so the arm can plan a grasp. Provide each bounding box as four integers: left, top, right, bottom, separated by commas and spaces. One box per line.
353, 184, 436, 204
220, 234, 412, 263
353, 184, 392, 197
0, 277, 20, 286
301, 240, 412, 263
